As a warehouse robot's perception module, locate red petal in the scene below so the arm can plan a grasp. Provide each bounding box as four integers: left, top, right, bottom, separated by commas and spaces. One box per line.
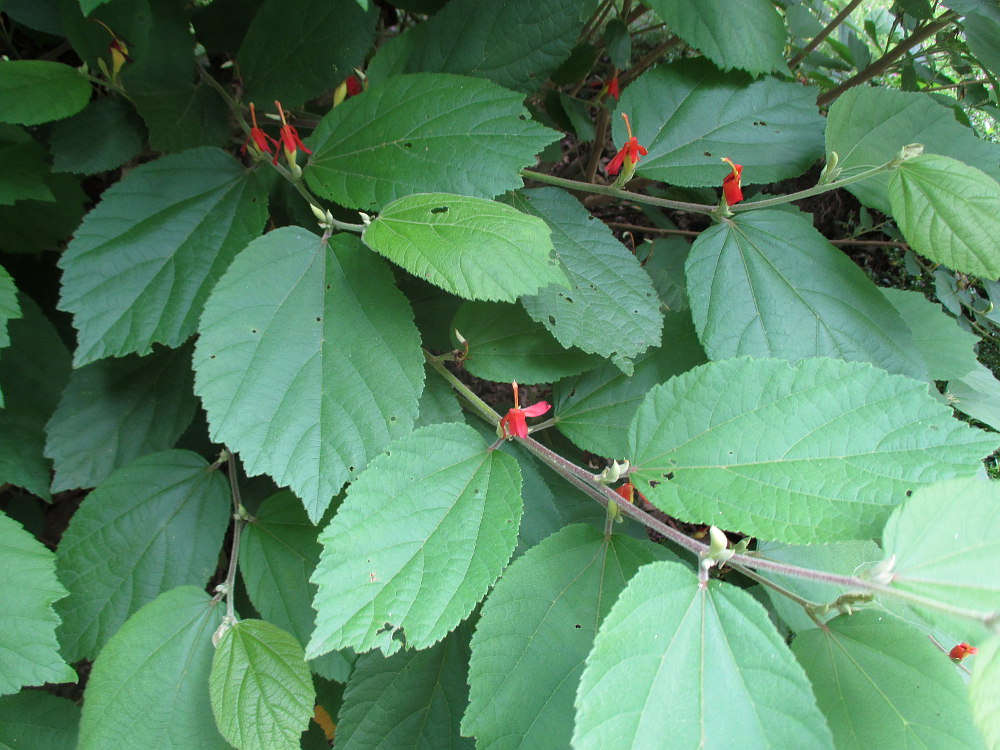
346, 75, 363, 97
607, 148, 626, 175
608, 77, 620, 100
723, 176, 743, 206
508, 409, 528, 438
521, 401, 550, 418
615, 483, 634, 503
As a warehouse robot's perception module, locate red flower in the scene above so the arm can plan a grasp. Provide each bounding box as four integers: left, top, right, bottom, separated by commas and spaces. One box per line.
346, 75, 363, 97
607, 113, 647, 176
499, 381, 551, 439
274, 101, 312, 165
722, 157, 744, 205
614, 481, 647, 505
242, 102, 277, 157
950, 642, 978, 661
607, 74, 620, 101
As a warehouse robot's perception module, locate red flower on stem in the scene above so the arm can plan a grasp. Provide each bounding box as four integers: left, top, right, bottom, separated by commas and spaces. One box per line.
950, 642, 978, 661
607, 112, 647, 176
274, 101, 312, 165
499, 381, 551, 439
346, 75, 363, 97
722, 157, 744, 206
242, 102, 277, 157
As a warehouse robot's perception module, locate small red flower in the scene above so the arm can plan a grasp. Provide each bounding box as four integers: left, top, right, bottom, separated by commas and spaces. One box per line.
607, 113, 648, 176
274, 101, 312, 165
950, 642, 978, 661
722, 157, 744, 206
346, 75, 363, 97
499, 381, 551, 439
614, 481, 647, 505
242, 102, 277, 157
607, 74, 620, 101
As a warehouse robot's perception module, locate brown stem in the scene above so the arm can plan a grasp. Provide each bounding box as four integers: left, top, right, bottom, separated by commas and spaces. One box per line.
817, 11, 959, 107
789, 0, 865, 69
585, 108, 611, 183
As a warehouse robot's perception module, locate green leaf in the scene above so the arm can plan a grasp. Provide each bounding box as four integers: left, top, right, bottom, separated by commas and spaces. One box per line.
308, 422, 522, 657
826, 86, 1000, 214
616, 60, 824, 187
306, 74, 559, 211
509, 188, 662, 374
880, 288, 979, 381
0, 127, 55, 205
363, 193, 567, 302
947, 362, 1000, 432
627, 358, 997, 544
464, 524, 661, 749
194, 229, 424, 522
453, 301, 603, 384
335, 625, 474, 750
553, 311, 706, 459
881, 478, 1000, 641
393, 0, 583, 93
0, 60, 91, 125
0, 690, 80, 750
792, 611, 983, 749
0, 264, 19, 355
642, 0, 786, 73
238, 0, 377, 107
574, 561, 834, 749
415, 362, 464, 428
888, 154, 1000, 278
58, 147, 269, 366
0, 295, 71, 499
970, 635, 1000, 749
686, 209, 926, 378
129, 82, 231, 153
754, 540, 883, 632
55, 450, 230, 662
48, 97, 146, 175
78, 587, 228, 750
45, 344, 198, 492
210, 619, 315, 750
0, 171, 87, 255
240, 491, 355, 683
0, 512, 76, 695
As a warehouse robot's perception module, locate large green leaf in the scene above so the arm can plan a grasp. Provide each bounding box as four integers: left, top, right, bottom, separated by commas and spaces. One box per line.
0, 513, 76, 696
0, 690, 80, 750
306, 74, 559, 211
510, 188, 662, 374
888, 154, 1000, 278
238, 0, 378, 107
363, 193, 567, 302
210, 619, 315, 750
452, 301, 603, 384
0, 60, 90, 125
826, 86, 1000, 214
627, 358, 998, 544
642, 0, 786, 73
574, 561, 834, 749
58, 147, 268, 366
45, 344, 198, 492
55, 450, 230, 662
194, 229, 424, 522
881, 478, 1000, 641
553, 311, 705, 459
308, 422, 522, 657
0, 295, 71, 499
686, 209, 926, 378
392, 0, 582, 93
240, 491, 355, 682
880, 288, 979, 381
970, 635, 1000, 749
464, 525, 661, 750
792, 611, 983, 749
615, 61, 824, 187
78, 587, 228, 750
947, 361, 1000, 433
335, 625, 474, 750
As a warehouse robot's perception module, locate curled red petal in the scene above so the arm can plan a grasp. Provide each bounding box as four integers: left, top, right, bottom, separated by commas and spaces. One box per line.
950, 642, 978, 660
520, 400, 550, 418
608, 76, 620, 101
615, 482, 634, 503
346, 75, 363, 97
507, 409, 529, 438
607, 148, 626, 176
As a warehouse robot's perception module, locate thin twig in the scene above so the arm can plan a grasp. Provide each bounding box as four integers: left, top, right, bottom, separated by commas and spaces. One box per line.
789, 0, 865, 69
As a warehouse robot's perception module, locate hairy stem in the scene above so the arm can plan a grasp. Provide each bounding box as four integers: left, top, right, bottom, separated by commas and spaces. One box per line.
223, 451, 245, 622
520, 168, 716, 214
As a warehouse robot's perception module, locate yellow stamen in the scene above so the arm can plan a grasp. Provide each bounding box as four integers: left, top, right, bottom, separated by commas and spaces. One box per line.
721, 157, 740, 178
621, 112, 635, 140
